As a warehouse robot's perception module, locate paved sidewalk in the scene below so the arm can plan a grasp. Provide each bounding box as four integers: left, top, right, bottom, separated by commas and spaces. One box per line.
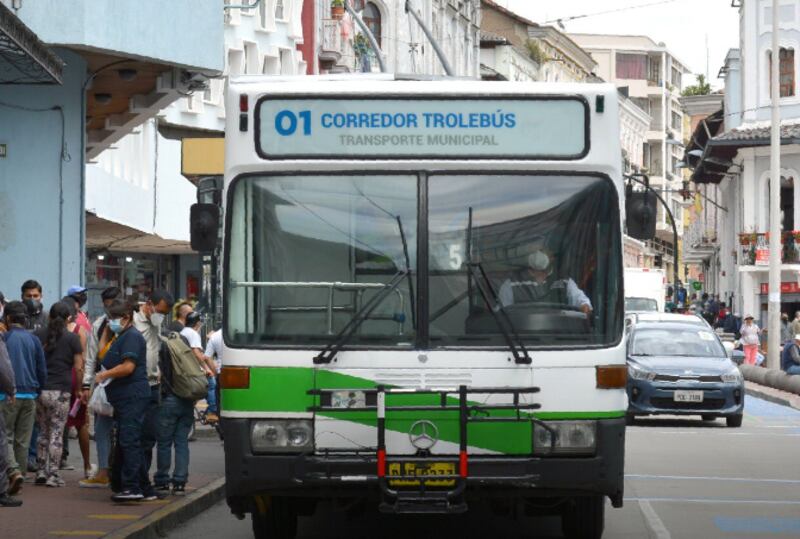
2, 432, 224, 538
745, 379, 800, 410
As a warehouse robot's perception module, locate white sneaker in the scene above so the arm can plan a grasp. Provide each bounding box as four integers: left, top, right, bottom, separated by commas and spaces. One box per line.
46, 475, 65, 487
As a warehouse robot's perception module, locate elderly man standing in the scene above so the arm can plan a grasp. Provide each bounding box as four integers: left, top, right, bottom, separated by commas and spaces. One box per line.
131, 290, 174, 499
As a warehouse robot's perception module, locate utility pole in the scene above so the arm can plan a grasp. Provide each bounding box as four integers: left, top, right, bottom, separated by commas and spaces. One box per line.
768, 0, 782, 370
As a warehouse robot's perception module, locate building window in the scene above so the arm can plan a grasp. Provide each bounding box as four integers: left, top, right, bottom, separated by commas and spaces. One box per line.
616, 53, 647, 80
671, 110, 682, 130
671, 66, 682, 89
768, 48, 795, 97
259, 0, 275, 29
275, 0, 285, 21
363, 2, 381, 47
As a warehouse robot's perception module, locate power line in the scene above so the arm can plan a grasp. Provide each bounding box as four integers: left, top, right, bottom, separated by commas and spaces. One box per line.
544, 0, 680, 25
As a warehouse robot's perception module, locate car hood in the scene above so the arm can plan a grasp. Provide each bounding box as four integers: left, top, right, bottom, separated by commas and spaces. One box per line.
627, 355, 734, 375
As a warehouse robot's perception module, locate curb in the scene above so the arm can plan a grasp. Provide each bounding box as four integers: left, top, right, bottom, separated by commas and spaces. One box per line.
104, 477, 226, 539
745, 384, 800, 411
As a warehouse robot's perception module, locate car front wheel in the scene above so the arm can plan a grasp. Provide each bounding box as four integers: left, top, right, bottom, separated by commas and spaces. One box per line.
726, 414, 743, 428
561, 495, 605, 539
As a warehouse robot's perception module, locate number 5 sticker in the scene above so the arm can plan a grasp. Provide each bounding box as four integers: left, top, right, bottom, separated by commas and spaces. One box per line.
449, 244, 463, 269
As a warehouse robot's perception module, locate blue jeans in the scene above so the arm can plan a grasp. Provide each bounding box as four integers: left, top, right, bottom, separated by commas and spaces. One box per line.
206, 376, 218, 414
787, 365, 800, 375
95, 413, 114, 469
112, 395, 149, 493
154, 394, 194, 487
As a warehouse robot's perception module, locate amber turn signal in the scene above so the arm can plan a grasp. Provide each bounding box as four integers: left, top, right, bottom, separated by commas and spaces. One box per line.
220, 366, 250, 389
596, 365, 627, 389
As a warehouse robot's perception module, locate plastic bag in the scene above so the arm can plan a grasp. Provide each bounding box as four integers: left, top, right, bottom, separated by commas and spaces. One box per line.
88, 381, 114, 417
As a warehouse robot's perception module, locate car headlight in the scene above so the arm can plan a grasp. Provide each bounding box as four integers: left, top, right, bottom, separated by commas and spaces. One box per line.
720, 368, 743, 383
532, 421, 597, 456
628, 364, 656, 381
251, 420, 314, 453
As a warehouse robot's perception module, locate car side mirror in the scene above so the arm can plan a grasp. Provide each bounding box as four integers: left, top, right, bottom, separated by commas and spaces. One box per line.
190, 203, 220, 252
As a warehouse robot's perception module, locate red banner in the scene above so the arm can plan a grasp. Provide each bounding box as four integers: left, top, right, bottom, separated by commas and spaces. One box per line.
760, 282, 800, 294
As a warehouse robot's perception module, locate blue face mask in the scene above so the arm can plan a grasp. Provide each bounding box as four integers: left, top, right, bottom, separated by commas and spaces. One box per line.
108, 318, 124, 335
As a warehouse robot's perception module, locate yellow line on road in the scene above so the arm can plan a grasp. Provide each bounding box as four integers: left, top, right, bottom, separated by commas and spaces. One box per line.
49, 532, 105, 537
87, 514, 139, 520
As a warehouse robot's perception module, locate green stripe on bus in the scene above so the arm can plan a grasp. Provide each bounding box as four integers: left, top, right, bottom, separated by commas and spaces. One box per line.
222, 367, 624, 454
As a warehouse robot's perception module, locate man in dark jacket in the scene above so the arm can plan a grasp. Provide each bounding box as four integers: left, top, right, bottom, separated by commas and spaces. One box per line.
0, 339, 22, 506
0, 302, 46, 493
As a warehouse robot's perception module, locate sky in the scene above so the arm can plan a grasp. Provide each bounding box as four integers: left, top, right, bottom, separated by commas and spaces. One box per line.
502, 0, 740, 88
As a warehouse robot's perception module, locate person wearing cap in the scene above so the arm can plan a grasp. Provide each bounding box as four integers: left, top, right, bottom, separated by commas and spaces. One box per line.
780, 334, 800, 375
740, 315, 761, 366
498, 249, 592, 315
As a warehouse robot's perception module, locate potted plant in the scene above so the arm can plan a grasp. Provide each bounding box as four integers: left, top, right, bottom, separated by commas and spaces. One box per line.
331, 0, 345, 20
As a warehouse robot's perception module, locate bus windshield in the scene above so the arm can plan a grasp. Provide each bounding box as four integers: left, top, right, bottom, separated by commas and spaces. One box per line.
226, 173, 621, 348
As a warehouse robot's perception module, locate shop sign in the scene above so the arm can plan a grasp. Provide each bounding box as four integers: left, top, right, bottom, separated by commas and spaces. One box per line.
759, 282, 800, 294
755, 247, 769, 266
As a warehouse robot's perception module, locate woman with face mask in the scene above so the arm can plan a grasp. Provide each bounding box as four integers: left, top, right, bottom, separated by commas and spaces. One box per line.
94, 299, 150, 502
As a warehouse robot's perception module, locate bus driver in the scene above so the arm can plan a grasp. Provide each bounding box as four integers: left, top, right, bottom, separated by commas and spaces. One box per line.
498, 250, 593, 315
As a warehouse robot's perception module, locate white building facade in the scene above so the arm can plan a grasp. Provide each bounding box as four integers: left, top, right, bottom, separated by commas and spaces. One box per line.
571, 33, 690, 282
84, 1, 307, 303
318, 0, 480, 77
691, 1, 800, 322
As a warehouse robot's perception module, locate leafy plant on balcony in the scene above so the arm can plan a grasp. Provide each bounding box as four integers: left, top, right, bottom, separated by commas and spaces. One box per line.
331, 0, 345, 20
738, 233, 757, 246
353, 33, 370, 57
525, 39, 547, 65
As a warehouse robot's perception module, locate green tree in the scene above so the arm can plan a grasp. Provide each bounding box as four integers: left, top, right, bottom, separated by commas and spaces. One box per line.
681, 74, 712, 97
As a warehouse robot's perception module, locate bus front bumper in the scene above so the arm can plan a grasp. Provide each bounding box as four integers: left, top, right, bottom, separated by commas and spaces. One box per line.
222, 417, 625, 514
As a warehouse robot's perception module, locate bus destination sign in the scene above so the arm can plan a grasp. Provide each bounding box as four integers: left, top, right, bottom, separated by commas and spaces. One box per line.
256, 96, 588, 160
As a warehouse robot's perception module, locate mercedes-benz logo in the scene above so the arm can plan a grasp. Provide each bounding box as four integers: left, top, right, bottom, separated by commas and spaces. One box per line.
409, 420, 439, 450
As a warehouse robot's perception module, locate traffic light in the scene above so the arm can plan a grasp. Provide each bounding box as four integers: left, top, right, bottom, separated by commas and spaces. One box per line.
625, 187, 657, 240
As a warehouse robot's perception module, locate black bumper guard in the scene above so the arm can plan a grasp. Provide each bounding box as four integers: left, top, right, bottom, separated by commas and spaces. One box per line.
307, 384, 550, 514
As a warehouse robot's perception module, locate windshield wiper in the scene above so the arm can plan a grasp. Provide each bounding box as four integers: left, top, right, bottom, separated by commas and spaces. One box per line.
466, 262, 532, 365
313, 270, 408, 365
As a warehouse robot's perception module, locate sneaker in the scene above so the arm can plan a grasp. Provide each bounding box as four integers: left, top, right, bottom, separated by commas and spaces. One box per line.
0, 494, 22, 507
154, 484, 171, 494
172, 484, 186, 496
26, 458, 37, 473
8, 472, 23, 495
34, 472, 47, 485
85, 464, 98, 479
79, 476, 110, 489
45, 475, 65, 488
142, 486, 168, 501
206, 412, 219, 423
58, 460, 75, 471
111, 489, 144, 502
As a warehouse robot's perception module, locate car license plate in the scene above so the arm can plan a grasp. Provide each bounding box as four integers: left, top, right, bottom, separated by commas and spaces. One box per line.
387, 462, 456, 487
673, 390, 704, 403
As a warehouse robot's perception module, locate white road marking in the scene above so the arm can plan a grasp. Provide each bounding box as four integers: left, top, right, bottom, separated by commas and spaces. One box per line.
628, 497, 800, 505
627, 474, 800, 484
638, 499, 671, 539
630, 430, 800, 437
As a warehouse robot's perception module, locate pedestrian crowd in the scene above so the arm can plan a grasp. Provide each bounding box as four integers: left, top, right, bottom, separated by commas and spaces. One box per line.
0, 280, 222, 507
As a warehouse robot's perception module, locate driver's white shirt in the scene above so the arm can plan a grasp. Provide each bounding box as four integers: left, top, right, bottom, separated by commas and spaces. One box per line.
498, 277, 592, 310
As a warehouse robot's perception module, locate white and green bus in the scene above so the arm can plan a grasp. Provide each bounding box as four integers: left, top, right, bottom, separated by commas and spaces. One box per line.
211, 76, 629, 539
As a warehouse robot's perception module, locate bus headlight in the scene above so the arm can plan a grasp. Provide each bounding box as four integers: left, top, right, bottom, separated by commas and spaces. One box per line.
532, 421, 597, 456
251, 420, 314, 453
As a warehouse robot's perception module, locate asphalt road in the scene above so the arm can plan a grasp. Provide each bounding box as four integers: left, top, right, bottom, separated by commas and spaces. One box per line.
171, 396, 800, 539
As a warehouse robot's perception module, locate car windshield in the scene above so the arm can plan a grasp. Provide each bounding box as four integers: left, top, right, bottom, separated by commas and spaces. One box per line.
625, 297, 658, 312
630, 328, 725, 358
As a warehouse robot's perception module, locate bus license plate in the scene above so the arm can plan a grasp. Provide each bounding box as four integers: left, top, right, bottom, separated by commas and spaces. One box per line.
388, 462, 456, 487
673, 390, 704, 403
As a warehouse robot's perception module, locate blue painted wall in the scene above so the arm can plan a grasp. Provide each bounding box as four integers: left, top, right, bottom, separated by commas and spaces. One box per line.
13, 0, 224, 72
0, 48, 86, 306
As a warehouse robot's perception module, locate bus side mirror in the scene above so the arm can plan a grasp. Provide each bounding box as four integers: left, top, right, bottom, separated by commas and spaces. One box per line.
625, 191, 657, 240
190, 203, 220, 252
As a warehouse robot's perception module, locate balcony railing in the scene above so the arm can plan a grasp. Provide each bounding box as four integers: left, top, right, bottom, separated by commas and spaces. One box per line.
738, 232, 800, 265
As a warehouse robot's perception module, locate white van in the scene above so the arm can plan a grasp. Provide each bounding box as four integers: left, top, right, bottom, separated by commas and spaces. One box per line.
624, 268, 666, 313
